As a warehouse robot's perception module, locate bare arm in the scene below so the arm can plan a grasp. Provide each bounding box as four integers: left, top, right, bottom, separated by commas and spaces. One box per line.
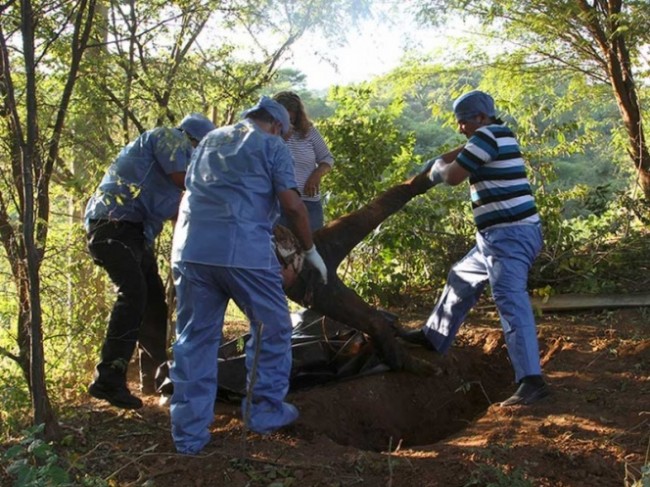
303, 162, 332, 197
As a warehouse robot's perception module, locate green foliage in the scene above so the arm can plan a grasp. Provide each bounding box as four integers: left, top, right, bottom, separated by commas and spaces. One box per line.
319, 84, 415, 211
314, 84, 472, 301
3, 425, 70, 486
532, 184, 650, 294
38, 213, 108, 384
626, 458, 650, 487
344, 185, 474, 303
2, 425, 107, 487
0, 250, 31, 437
0, 362, 31, 438
230, 458, 297, 485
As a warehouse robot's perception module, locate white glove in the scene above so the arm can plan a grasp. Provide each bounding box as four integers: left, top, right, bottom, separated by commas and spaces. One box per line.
427, 158, 445, 186
304, 245, 328, 285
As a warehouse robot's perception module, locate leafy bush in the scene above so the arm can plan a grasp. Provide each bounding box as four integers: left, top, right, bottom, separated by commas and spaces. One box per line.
0, 364, 31, 438
3, 425, 70, 486
2, 425, 108, 487
307, 79, 649, 307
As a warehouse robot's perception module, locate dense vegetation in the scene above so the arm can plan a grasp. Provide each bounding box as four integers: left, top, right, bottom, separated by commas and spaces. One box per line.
1, 1, 649, 484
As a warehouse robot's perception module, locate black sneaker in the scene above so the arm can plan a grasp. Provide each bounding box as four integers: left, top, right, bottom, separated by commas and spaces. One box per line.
88, 381, 143, 409
399, 329, 436, 351
500, 381, 549, 407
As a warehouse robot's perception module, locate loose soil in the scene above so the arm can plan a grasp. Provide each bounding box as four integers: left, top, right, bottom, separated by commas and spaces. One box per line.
4, 306, 650, 486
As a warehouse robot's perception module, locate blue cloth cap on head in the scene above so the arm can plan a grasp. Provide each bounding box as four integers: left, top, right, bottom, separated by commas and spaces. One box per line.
241, 96, 291, 136
453, 90, 496, 121
178, 113, 216, 142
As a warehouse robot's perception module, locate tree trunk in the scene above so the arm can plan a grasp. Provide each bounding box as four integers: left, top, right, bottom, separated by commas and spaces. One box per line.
20, 0, 62, 441
579, 0, 650, 199
606, 29, 650, 198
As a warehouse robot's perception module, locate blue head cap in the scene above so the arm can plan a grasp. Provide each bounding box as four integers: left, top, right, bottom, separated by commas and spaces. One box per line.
452, 90, 496, 121
178, 113, 216, 142
241, 96, 291, 136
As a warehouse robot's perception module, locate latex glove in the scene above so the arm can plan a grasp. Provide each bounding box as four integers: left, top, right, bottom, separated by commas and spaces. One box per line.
304, 245, 328, 285
427, 158, 445, 186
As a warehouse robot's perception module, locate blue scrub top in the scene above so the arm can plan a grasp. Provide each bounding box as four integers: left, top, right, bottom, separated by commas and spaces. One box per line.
85, 127, 192, 242
172, 119, 297, 269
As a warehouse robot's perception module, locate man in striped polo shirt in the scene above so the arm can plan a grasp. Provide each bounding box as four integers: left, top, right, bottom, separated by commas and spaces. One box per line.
401, 90, 548, 407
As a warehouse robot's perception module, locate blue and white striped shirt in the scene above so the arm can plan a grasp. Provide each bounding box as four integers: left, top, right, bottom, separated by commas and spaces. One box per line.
456, 124, 540, 231
284, 125, 334, 202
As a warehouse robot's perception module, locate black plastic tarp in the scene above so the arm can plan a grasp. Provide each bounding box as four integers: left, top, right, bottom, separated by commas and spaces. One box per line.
156, 309, 390, 402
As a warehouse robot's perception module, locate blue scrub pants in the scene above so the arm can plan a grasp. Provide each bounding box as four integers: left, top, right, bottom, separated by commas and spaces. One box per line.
423, 224, 543, 382
170, 262, 296, 454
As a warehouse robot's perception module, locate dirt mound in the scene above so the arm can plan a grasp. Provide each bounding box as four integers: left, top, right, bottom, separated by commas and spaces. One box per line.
4, 308, 648, 487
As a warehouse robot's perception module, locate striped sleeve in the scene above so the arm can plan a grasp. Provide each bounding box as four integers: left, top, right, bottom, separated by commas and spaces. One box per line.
309, 126, 334, 166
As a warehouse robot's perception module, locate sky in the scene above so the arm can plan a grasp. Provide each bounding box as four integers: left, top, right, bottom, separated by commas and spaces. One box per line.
282, 14, 458, 91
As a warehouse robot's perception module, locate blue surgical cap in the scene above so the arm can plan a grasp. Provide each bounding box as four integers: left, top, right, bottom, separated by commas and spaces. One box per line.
178, 113, 216, 142
453, 90, 496, 121
241, 96, 291, 136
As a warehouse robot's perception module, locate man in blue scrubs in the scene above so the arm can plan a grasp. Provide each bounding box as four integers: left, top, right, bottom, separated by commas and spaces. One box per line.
170, 96, 327, 455
402, 90, 548, 407
85, 113, 216, 409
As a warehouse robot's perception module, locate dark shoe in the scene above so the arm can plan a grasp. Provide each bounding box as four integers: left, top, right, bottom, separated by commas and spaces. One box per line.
500, 381, 549, 407
89, 381, 143, 409
399, 329, 435, 351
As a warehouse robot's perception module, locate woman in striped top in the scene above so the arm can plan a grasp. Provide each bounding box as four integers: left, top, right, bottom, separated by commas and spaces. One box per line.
401, 90, 548, 407
273, 91, 334, 231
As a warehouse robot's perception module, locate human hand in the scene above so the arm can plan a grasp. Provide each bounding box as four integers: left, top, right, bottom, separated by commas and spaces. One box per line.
304, 245, 328, 284
304, 172, 322, 197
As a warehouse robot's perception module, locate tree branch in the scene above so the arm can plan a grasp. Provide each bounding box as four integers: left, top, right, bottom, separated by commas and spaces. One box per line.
0, 344, 21, 364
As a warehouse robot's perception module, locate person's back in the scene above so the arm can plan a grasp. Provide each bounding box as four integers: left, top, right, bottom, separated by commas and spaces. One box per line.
172, 119, 296, 268
86, 127, 191, 240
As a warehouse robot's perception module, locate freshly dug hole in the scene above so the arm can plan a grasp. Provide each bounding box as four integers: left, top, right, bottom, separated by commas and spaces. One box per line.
289, 329, 513, 451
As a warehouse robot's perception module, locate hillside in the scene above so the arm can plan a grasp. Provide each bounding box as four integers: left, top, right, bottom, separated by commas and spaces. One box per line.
2, 307, 648, 487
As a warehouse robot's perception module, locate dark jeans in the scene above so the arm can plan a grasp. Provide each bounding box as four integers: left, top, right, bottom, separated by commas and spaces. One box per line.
87, 219, 168, 388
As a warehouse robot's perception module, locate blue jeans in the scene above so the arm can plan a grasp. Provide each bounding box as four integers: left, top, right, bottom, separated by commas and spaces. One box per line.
423, 224, 543, 382
278, 199, 324, 232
